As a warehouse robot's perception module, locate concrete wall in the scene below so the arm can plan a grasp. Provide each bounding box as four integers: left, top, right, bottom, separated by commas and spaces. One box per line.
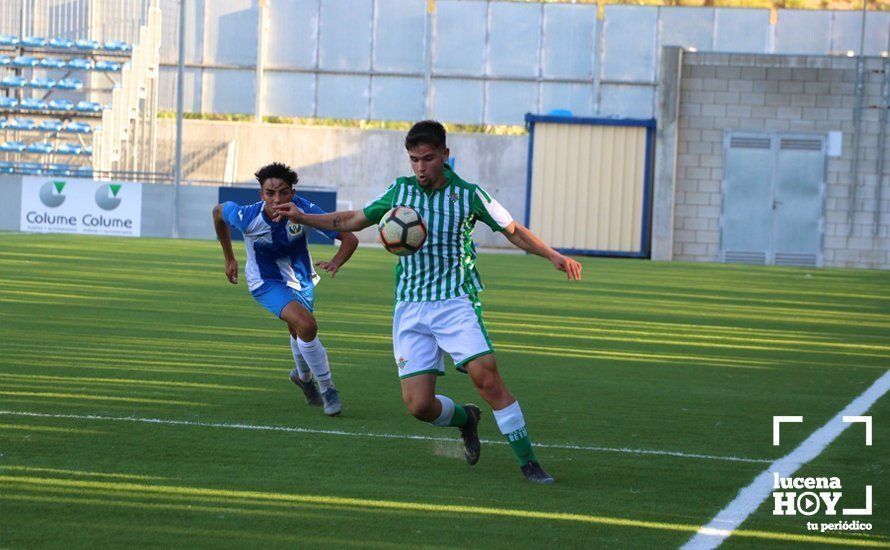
655, 51, 890, 269
166, 119, 529, 247
0, 176, 21, 231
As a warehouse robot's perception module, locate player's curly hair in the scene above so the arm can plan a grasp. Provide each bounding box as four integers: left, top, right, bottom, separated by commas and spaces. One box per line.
405, 120, 446, 150
254, 162, 298, 187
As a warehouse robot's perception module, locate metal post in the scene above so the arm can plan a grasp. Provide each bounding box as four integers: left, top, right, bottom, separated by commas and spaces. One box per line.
846, 0, 868, 236
874, 55, 889, 236
255, 0, 267, 123
422, 0, 434, 118
174, 0, 186, 238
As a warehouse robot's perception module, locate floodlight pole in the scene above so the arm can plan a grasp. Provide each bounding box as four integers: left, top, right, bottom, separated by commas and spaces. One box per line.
174, 0, 186, 238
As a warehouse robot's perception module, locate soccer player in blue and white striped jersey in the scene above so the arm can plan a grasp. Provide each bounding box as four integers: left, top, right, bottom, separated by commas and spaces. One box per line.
212, 162, 358, 416
274, 122, 582, 483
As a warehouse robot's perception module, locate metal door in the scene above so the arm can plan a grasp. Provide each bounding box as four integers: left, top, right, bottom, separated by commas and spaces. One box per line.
721, 132, 825, 267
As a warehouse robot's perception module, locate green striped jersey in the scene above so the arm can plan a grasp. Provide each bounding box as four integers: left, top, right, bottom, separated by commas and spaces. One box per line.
363, 165, 514, 302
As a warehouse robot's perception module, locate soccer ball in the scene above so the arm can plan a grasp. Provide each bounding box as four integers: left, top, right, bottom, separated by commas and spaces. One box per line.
378, 206, 427, 256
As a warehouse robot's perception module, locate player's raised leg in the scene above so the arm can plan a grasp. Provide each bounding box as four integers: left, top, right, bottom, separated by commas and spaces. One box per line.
280, 301, 340, 416
400, 373, 481, 465
465, 354, 554, 484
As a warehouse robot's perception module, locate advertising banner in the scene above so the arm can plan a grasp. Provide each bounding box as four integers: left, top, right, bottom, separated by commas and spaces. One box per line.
20, 177, 142, 237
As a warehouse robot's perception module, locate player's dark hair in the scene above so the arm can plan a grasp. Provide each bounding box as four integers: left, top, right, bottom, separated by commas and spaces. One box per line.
405, 120, 446, 150
254, 162, 298, 187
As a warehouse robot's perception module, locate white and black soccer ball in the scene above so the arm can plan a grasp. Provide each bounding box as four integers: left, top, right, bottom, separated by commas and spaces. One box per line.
378, 206, 427, 256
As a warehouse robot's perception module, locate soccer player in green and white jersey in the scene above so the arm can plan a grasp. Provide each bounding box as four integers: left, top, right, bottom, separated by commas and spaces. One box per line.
273, 120, 582, 483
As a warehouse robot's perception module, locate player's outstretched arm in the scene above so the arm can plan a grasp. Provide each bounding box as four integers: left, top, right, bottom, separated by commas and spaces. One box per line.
315, 231, 359, 278
212, 204, 238, 284
502, 222, 582, 281
272, 203, 374, 233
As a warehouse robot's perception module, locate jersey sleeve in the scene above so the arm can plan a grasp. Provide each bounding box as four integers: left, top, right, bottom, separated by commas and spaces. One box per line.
221, 201, 252, 232
361, 182, 398, 225
471, 185, 514, 233
299, 198, 340, 241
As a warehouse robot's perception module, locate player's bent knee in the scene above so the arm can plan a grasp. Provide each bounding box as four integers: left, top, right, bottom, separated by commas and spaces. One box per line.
299, 318, 318, 341
402, 393, 437, 421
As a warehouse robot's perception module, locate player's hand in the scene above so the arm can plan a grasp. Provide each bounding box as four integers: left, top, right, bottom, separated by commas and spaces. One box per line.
271, 202, 304, 223
225, 257, 238, 284
315, 260, 341, 278
552, 254, 582, 281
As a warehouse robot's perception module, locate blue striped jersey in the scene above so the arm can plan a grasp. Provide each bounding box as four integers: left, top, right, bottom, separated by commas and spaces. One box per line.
222, 196, 339, 292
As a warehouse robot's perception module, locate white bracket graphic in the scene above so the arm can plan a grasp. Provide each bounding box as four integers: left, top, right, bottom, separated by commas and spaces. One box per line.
773, 416, 803, 446
843, 486, 873, 515
842, 416, 872, 446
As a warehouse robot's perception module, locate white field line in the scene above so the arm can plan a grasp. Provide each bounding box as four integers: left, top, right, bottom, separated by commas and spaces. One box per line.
0, 409, 771, 465
682, 369, 890, 550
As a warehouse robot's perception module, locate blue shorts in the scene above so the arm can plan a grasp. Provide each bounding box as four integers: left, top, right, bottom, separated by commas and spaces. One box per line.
251, 281, 315, 318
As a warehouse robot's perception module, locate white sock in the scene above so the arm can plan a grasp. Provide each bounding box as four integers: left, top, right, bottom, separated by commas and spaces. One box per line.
297, 336, 333, 391
431, 395, 455, 427
289, 336, 312, 383
492, 400, 526, 436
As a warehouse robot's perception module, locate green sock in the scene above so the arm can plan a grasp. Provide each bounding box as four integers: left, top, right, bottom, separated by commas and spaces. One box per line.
505, 427, 537, 465
448, 403, 468, 427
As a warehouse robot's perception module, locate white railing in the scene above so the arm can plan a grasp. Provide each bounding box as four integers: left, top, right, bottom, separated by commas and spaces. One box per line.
92, 4, 161, 175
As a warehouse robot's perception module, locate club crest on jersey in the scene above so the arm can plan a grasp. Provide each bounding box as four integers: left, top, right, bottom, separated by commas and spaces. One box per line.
397, 357, 408, 370
286, 221, 304, 237
448, 192, 460, 203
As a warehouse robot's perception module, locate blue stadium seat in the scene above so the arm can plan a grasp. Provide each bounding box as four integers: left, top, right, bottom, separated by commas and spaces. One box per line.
75, 101, 101, 113
39, 119, 64, 132
21, 36, 47, 48
48, 99, 74, 111
75, 39, 100, 50
0, 55, 11, 66
56, 143, 85, 155
0, 35, 19, 47
30, 77, 57, 89
0, 141, 26, 152
0, 161, 13, 174
55, 78, 83, 90
0, 119, 6, 129
46, 163, 76, 176
1, 76, 28, 88
21, 98, 48, 110
74, 166, 93, 177
63, 121, 92, 134
94, 60, 122, 72
26, 142, 54, 154
49, 37, 74, 49
103, 40, 132, 52
40, 57, 67, 69
67, 58, 94, 70
8, 118, 37, 131
12, 56, 40, 68
0, 97, 19, 109
18, 162, 43, 175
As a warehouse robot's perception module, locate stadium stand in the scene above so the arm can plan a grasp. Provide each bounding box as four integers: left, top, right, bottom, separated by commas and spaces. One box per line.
0, 6, 161, 178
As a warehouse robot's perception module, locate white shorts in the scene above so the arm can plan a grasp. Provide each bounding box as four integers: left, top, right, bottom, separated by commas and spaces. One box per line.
392, 294, 494, 379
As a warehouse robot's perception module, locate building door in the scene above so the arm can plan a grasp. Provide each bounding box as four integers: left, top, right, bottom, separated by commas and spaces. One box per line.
721, 133, 825, 267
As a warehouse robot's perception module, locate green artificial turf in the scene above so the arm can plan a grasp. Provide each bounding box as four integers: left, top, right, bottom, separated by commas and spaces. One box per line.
0, 233, 887, 548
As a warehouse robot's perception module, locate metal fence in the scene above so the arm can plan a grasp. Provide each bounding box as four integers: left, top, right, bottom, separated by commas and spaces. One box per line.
1, 0, 155, 44
153, 0, 890, 125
